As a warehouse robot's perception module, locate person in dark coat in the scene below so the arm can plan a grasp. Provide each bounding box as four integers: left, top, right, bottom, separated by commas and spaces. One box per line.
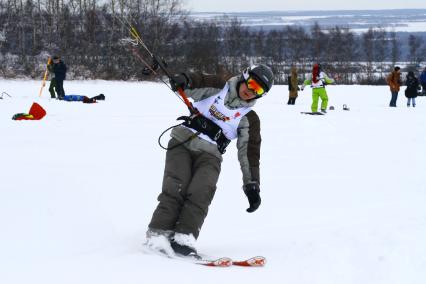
420, 67, 426, 96
405, 71, 420, 107
49, 55, 67, 99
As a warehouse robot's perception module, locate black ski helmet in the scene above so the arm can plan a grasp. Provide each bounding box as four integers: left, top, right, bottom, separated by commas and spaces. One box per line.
242, 64, 274, 95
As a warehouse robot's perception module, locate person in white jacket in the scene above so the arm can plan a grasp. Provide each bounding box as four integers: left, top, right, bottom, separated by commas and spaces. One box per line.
302, 63, 334, 113
145, 64, 274, 258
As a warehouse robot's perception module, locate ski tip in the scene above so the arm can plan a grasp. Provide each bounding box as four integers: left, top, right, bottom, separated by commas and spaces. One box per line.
232, 256, 266, 267
199, 257, 233, 267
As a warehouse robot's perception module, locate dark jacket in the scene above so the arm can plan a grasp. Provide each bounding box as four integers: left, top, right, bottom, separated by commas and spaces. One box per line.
405, 73, 420, 98
420, 70, 426, 84
52, 61, 67, 81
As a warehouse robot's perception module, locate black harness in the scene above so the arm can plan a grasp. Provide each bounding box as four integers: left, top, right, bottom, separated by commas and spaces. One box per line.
177, 113, 231, 154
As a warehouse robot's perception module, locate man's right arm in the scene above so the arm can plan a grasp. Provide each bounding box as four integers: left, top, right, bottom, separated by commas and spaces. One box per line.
184, 73, 228, 101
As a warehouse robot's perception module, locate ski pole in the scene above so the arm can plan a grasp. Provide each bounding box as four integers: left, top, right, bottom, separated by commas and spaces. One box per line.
1, 91, 12, 99
38, 57, 51, 97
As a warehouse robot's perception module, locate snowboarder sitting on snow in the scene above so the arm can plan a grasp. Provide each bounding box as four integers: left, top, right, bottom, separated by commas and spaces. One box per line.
61, 94, 105, 103
301, 63, 334, 113
145, 64, 274, 258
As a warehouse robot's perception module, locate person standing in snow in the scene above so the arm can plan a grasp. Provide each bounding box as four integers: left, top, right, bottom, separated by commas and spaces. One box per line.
49, 55, 67, 100
301, 63, 334, 113
420, 67, 426, 96
145, 64, 274, 257
287, 66, 299, 105
46, 57, 57, 99
405, 71, 420, 107
386, 66, 402, 107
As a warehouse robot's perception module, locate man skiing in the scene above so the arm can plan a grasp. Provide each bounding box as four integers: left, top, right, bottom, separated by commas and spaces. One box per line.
145, 64, 274, 258
301, 63, 334, 113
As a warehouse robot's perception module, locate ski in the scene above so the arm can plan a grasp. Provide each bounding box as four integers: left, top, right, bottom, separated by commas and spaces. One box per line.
143, 243, 265, 267
232, 256, 266, 267
195, 256, 266, 267
196, 257, 233, 267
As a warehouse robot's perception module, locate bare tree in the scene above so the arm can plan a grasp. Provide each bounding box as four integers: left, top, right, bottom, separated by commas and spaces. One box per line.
389, 30, 400, 67
310, 22, 327, 63
373, 28, 387, 79
362, 28, 374, 82
408, 34, 423, 65
222, 17, 250, 74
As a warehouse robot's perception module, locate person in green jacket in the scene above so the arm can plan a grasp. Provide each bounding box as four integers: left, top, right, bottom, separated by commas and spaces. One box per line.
301, 63, 334, 113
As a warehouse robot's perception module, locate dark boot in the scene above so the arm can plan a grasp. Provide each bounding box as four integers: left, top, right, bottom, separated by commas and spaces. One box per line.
92, 94, 105, 101
170, 233, 198, 257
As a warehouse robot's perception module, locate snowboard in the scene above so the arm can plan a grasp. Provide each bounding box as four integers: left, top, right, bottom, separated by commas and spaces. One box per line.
301, 111, 325, 115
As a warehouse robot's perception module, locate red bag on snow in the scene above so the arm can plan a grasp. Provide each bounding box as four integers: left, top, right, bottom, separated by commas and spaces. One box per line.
12, 102, 47, 120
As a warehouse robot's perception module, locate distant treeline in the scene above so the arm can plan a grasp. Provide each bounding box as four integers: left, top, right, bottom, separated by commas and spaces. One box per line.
1, 0, 426, 84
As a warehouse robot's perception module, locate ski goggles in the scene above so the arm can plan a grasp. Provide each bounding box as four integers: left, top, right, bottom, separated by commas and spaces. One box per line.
246, 77, 266, 97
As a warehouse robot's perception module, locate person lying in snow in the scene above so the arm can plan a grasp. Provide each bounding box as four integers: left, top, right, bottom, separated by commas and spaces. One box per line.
60, 94, 105, 103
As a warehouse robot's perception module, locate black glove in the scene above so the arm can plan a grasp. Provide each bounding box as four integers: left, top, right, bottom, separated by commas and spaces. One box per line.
142, 60, 160, 76
243, 183, 261, 213
170, 73, 189, 91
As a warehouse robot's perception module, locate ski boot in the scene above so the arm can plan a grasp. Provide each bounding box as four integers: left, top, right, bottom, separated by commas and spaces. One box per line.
144, 229, 174, 257
170, 233, 199, 258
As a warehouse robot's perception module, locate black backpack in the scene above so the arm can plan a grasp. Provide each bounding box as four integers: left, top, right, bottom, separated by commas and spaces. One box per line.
406, 77, 418, 90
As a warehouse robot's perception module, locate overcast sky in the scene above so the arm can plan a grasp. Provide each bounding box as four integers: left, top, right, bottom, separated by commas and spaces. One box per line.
184, 0, 426, 13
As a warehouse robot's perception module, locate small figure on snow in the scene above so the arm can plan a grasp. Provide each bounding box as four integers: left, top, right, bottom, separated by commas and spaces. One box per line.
420, 67, 426, 96
46, 57, 57, 99
301, 63, 334, 113
145, 64, 274, 258
287, 66, 299, 105
405, 71, 420, 107
48, 55, 67, 100
386, 66, 402, 107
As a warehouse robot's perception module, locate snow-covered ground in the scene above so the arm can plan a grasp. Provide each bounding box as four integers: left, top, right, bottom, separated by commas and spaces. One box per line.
1, 80, 426, 284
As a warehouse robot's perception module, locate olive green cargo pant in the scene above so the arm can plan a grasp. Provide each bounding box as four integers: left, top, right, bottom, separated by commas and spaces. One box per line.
148, 139, 221, 239
49, 78, 57, 99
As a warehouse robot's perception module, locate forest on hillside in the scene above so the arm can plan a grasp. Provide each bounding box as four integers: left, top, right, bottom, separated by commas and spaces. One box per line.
1, 0, 426, 84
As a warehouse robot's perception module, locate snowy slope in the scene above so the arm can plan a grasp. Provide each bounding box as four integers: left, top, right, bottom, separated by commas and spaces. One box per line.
1, 80, 426, 284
